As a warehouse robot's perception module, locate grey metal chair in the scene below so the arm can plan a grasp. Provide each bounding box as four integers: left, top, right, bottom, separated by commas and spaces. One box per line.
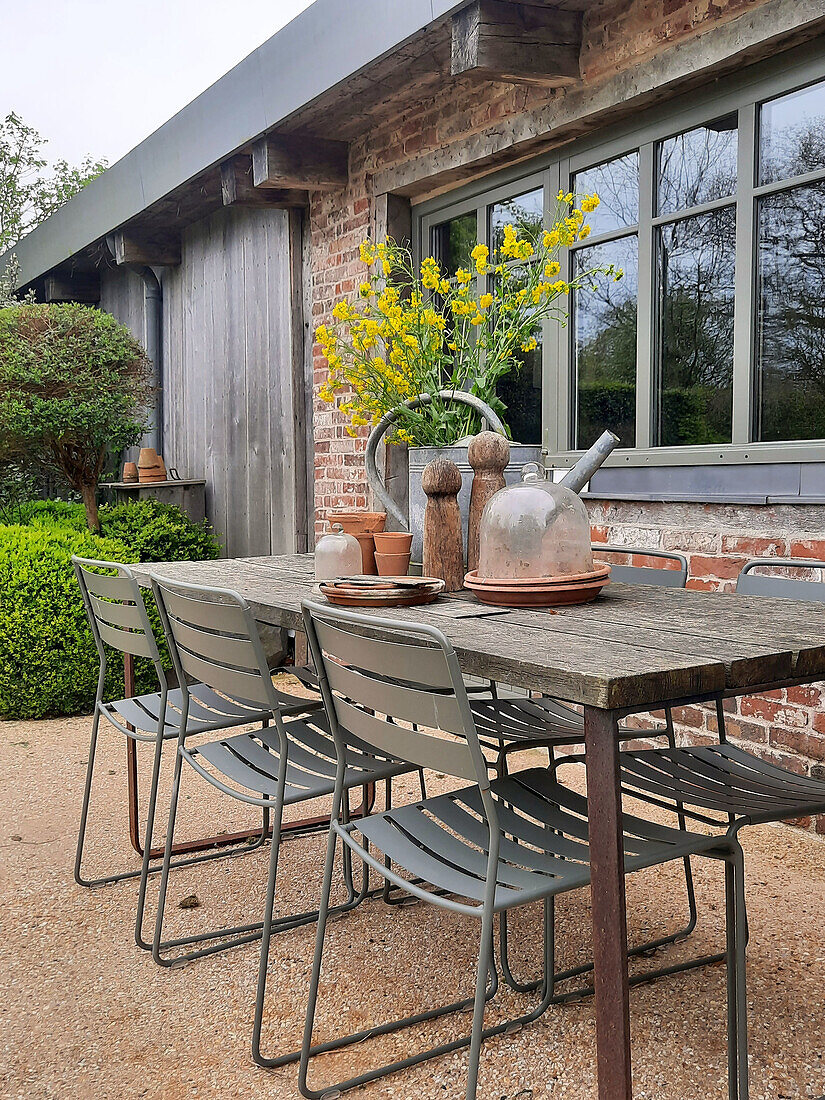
278, 598, 748, 1100
72, 556, 314, 907
617, 556, 825, 856
147, 574, 417, 967
470, 547, 698, 991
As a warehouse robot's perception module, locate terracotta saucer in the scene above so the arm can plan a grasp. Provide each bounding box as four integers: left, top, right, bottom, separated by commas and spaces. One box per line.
467, 565, 611, 587
318, 577, 444, 608
464, 570, 610, 608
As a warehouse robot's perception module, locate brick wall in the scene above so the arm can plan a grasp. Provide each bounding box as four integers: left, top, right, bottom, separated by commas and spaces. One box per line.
307, 0, 825, 833
589, 499, 825, 835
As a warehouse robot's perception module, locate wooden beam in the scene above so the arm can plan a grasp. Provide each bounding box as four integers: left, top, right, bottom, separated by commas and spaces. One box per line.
451, 1, 581, 87
220, 156, 309, 208
110, 230, 181, 267
252, 134, 348, 191
44, 272, 100, 303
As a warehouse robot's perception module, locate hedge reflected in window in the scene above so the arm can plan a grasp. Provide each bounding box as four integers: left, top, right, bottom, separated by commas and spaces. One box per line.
430, 212, 477, 275
574, 236, 638, 449
757, 181, 825, 441
655, 207, 735, 446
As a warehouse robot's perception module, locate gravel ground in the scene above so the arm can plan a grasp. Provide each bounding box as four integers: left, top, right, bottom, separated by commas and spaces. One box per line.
2, 685, 824, 1100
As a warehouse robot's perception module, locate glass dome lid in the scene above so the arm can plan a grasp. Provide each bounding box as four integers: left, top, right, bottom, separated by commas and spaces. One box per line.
476, 463, 594, 580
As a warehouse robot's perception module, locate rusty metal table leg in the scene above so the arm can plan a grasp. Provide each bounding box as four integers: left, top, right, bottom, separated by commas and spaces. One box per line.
584, 705, 632, 1100
123, 655, 375, 858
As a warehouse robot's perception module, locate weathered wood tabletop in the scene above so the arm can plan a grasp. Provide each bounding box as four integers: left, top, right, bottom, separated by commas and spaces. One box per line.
136, 553, 825, 1100
137, 552, 825, 713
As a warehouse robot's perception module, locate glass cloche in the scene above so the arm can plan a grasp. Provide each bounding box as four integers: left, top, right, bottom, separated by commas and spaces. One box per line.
476, 463, 594, 580
315, 523, 362, 581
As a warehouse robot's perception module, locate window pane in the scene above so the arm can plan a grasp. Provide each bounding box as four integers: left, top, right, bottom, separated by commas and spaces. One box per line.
657, 115, 737, 216
756, 182, 825, 441
490, 188, 543, 253
760, 79, 825, 184
573, 153, 639, 236
490, 264, 542, 444
655, 207, 735, 446
431, 212, 477, 274
574, 236, 638, 449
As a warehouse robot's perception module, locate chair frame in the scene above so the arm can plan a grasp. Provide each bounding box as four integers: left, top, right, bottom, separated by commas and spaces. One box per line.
279, 598, 749, 1100
72, 556, 275, 904
146, 574, 411, 969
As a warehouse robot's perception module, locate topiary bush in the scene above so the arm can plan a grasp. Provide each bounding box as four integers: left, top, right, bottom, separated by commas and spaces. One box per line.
0, 499, 221, 720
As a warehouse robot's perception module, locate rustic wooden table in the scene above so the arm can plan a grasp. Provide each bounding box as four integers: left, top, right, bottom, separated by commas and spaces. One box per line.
137, 552, 825, 1100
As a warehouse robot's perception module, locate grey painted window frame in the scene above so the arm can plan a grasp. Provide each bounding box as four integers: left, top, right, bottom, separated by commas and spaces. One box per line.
414, 39, 825, 472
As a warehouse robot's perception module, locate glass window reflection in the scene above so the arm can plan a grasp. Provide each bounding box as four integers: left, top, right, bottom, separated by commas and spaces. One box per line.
761, 79, 825, 184
574, 236, 638, 449
574, 153, 639, 236
757, 181, 825, 441
490, 188, 543, 253
655, 207, 735, 446
431, 212, 477, 274
657, 115, 737, 215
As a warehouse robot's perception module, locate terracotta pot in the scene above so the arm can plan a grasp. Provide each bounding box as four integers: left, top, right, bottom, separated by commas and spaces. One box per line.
373, 531, 413, 554
138, 447, 167, 483
353, 532, 377, 575
122, 461, 138, 483
375, 551, 411, 577
329, 510, 387, 535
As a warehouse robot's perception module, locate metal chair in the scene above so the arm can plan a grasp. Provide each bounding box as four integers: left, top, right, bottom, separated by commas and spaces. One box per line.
72, 556, 317, 910
278, 599, 748, 1100
147, 574, 417, 967
617, 556, 825, 869
470, 547, 698, 990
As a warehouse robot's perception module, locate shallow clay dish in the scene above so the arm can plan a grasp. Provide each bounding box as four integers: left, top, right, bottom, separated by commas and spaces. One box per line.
469, 565, 611, 587
319, 576, 444, 608
464, 568, 610, 607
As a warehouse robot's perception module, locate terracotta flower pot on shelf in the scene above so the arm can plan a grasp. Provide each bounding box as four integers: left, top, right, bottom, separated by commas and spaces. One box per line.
353, 533, 378, 575
138, 447, 167, 483
375, 551, 411, 577
122, 461, 138, 483
373, 531, 413, 555
329, 510, 387, 535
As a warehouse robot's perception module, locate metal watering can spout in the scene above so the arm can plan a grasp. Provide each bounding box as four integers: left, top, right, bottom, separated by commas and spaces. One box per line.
558, 430, 620, 495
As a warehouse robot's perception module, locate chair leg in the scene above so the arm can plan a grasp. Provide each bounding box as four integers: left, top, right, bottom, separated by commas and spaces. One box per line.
466, 901, 497, 1100
727, 847, 749, 1100
74, 708, 103, 887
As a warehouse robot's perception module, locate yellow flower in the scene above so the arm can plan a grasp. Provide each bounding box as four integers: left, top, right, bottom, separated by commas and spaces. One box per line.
470, 314, 484, 326
359, 282, 373, 298
439, 278, 451, 295
581, 193, 600, 213
471, 243, 489, 273
543, 229, 560, 249
551, 280, 569, 295
332, 301, 351, 321
521, 337, 538, 353
544, 261, 561, 277
578, 225, 591, 240
359, 241, 375, 266
479, 293, 493, 309
382, 259, 392, 276
455, 267, 473, 285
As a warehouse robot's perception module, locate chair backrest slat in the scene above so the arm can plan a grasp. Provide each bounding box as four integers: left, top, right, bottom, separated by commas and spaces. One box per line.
323, 652, 465, 735
95, 616, 157, 659
303, 599, 488, 788
736, 557, 825, 601
149, 574, 275, 712
591, 544, 688, 588
312, 618, 454, 689
72, 556, 161, 667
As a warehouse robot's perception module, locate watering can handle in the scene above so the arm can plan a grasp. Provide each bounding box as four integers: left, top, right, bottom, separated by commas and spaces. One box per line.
364, 391, 506, 531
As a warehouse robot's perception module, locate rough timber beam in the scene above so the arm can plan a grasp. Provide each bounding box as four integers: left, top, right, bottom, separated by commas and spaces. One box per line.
252, 134, 349, 191
220, 156, 309, 208
109, 230, 181, 267
451, 0, 581, 87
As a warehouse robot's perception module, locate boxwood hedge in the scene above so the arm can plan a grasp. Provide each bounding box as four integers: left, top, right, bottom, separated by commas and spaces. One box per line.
0, 499, 221, 720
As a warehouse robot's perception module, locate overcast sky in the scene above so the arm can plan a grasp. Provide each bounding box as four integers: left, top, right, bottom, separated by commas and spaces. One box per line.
0, 0, 315, 168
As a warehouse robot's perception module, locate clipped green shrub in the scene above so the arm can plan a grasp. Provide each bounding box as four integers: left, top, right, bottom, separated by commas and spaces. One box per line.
0, 499, 222, 720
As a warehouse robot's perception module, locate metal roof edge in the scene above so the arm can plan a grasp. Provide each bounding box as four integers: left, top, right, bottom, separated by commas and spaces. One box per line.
2, 0, 464, 288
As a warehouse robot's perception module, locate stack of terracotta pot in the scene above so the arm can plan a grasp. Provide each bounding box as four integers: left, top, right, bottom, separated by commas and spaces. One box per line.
327, 511, 386, 575
137, 448, 167, 483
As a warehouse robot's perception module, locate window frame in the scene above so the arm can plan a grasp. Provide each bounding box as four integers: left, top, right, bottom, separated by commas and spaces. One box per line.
413, 39, 825, 470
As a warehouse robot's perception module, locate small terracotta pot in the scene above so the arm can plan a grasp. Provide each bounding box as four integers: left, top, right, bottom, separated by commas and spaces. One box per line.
375, 551, 411, 577
138, 447, 167, 483
122, 461, 138, 483
353, 533, 377, 575
373, 531, 413, 554
329, 510, 387, 535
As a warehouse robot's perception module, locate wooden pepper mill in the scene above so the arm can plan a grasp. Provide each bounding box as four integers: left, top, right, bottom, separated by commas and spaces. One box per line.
467, 431, 510, 573
422, 458, 465, 592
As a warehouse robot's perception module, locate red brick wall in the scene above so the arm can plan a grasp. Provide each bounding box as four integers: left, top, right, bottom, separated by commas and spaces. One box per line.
589, 499, 825, 835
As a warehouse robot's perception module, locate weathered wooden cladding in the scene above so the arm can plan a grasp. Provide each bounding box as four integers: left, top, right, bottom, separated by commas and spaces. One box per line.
252, 134, 349, 191
110, 230, 181, 267
100, 205, 307, 559
451, 0, 582, 87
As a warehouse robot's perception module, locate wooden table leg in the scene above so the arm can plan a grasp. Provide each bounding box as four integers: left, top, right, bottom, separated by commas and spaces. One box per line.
584, 705, 632, 1100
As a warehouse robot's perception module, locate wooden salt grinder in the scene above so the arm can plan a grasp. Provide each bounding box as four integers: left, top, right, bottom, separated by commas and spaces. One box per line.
467, 431, 510, 573
422, 458, 465, 592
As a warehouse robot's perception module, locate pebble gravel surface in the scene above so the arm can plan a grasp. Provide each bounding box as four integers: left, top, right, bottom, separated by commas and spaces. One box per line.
2, 680, 824, 1099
